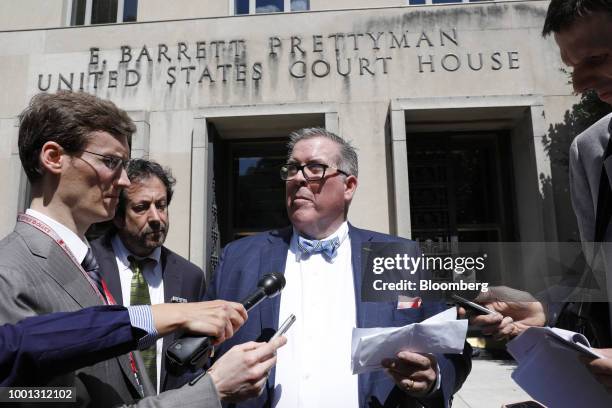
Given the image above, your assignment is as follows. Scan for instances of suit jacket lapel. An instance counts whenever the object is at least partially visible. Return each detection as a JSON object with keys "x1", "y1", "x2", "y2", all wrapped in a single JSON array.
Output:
[
  {"x1": 349, "y1": 223, "x2": 371, "y2": 327},
  {"x1": 16, "y1": 222, "x2": 104, "y2": 308},
  {"x1": 160, "y1": 248, "x2": 182, "y2": 389},
  {"x1": 94, "y1": 234, "x2": 123, "y2": 305},
  {"x1": 349, "y1": 224, "x2": 399, "y2": 407},
  {"x1": 162, "y1": 249, "x2": 182, "y2": 303},
  {"x1": 259, "y1": 228, "x2": 292, "y2": 334},
  {"x1": 259, "y1": 228, "x2": 291, "y2": 391}
]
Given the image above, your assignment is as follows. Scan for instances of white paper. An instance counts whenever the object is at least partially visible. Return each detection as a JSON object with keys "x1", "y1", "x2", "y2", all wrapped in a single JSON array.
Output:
[
  {"x1": 507, "y1": 326, "x2": 612, "y2": 408},
  {"x1": 351, "y1": 307, "x2": 468, "y2": 375}
]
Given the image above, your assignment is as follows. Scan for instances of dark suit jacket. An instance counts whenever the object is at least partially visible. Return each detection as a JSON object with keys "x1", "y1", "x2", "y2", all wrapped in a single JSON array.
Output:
[
  {"x1": 1, "y1": 305, "x2": 142, "y2": 386},
  {"x1": 91, "y1": 233, "x2": 208, "y2": 391},
  {"x1": 206, "y1": 224, "x2": 472, "y2": 408}
]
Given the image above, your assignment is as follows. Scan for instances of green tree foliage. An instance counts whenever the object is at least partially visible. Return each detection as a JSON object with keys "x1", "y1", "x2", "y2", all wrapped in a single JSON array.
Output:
[{"x1": 543, "y1": 91, "x2": 612, "y2": 168}]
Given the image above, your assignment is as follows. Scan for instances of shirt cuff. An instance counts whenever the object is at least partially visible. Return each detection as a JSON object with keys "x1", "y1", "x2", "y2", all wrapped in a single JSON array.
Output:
[
  {"x1": 427, "y1": 361, "x2": 442, "y2": 395},
  {"x1": 127, "y1": 305, "x2": 159, "y2": 349}
]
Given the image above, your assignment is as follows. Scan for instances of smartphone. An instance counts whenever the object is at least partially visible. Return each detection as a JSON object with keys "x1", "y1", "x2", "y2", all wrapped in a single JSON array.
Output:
[
  {"x1": 451, "y1": 294, "x2": 495, "y2": 316},
  {"x1": 270, "y1": 314, "x2": 296, "y2": 341}
]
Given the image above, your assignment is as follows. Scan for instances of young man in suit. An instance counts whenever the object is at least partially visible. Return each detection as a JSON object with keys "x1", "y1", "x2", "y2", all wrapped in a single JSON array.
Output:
[
  {"x1": 466, "y1": 0, "x2": 612, "y2": 392},
  {"x1": 544, "y1": 0, "x2": 612, "y2": 390},
  {"x1": 91, "y1": 158, "x2": 207, "y2": 393},
  {"x1": 206, "y1": 128, "x2": 472, "y2": 407},
  {"x1": 0, "y1": 91, "x2": 285, "y2": 407}
]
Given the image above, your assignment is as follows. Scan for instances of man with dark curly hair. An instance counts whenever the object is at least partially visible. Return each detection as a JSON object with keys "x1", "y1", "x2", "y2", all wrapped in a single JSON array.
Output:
[{"x1": 92, "y1": 158, "x2": 209, "y2": 393}]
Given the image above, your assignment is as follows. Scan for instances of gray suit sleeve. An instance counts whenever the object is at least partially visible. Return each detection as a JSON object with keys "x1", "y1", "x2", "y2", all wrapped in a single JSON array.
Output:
[
  {"x1": 569, "y1": 136, "x2": 595, "y2": 247},
  {"x1": 122, "y1": 374, "x2": 221, "y2": 408}
]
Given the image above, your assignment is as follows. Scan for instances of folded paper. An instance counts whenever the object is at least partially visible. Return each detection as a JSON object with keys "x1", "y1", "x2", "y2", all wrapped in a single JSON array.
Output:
[{"x1": 351, "y1": 307, "x2": 468, "y2": 375}]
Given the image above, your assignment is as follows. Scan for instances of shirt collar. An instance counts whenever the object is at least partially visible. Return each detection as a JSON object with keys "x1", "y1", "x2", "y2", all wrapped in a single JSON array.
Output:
[
  {"x1": 293, "y1": 221, "x2": 349, "y2": 241},
  {"x1": 26, "y1": 209, "x2": 89, "y2": 263},
  {"x1": 291, "y1": 221, "x2": 349, "y2": 262},
  {"x1": 111, "y1": 234, "x2": 161, "y2": 269}
]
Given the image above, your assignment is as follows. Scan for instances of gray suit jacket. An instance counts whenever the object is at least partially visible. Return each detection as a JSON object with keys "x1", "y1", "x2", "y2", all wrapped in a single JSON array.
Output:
[
  {"x1": 566, "y1": 113, "x2": 612, "y2": 344},
  {"x1": 569, "y1": 112, "x2": 612, "y2": 246},
  {"x1": 0, "y1": 221, "x2": 220, "y2": 408}
]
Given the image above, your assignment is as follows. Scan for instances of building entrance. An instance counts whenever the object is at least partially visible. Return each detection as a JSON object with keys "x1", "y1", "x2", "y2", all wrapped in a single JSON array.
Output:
[
  {"x1": 215, "y1": 138, "x2": 289, "y2": 246},
  {"x1": 208, "y1": 113, "x2": 326, "y2": 248},
  {"x1": 408, "y1": 131, "x2": 517, "y2": 243}
]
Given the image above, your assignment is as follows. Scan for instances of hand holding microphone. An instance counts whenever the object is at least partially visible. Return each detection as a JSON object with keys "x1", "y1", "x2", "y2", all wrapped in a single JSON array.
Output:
[
  {"x1": 166, "y1": 273, "x2": 286, "y2": 369},
  {"x1": 152, "y1": 300, "x2": 247, "y2": 343}
]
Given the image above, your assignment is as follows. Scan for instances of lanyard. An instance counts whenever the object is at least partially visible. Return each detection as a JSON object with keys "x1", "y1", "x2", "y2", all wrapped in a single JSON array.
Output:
[{"x1": 17, "y1": 213, "x2": 115, "y2": 305}]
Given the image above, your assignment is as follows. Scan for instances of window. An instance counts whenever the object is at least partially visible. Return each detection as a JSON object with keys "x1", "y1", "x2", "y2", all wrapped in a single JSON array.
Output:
[
  {"x1": 233, "y1": 0, "x2": 309, "y2": 15},
  {"x1": 215, "y1": 139, "x2": 289, "y2": 245},
  {"x1": 70, "y1": 0, "x2": 138, "y2": 26}
]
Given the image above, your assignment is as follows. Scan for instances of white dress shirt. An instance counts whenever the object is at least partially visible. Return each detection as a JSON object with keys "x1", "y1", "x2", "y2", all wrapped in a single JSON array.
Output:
[
  {"x1": 111, "y1": 235, "x2": 165, "y2": 393},
  {"x1": 26, "y1": 209, "x2": 89, "y2": 264},
  {"x1": 274, "y1": 222, "x2": 359, "y2": 408}
]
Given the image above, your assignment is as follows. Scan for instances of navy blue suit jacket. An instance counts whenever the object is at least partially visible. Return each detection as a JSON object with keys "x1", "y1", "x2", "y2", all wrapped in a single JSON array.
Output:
[
  {"x1": 91, "y1": 234, "x2": 207, "y2": 392},
  {"x1": 206, "y1": 224, "x2": 471, "y2": 408},
  {"x1": 0, "y1": 305, "x2": 142, "y2": 386}
]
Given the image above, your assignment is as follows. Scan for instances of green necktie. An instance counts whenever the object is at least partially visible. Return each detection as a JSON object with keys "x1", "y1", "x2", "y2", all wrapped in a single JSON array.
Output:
[{"x1": 129, "y1": 256, "x2": 157, "y2": 390}]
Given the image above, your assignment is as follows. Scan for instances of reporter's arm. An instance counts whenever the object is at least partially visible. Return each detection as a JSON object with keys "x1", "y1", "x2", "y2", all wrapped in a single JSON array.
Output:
[
  {"x1": 457, "y1": 286, "x2": 546, "y2": 339},
  {"x1": 119, "y1": 336, "x2": 287, "y2": 408},
  {"x1": 1, "y1": 300, "x2": 247, "y2": 387},
  {"x1": 208, "y1": 336, "x2": 287, "y2": 403},
  {"x1": 1, "y1": 305, "x2": 143, "y2": 386},
  {"x1": 581, "y1": 348, "x2": 612, "y2": 393}
]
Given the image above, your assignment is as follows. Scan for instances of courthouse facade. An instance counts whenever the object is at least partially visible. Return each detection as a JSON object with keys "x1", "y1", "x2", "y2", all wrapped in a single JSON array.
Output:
[{"x1": 0, "y1": 0, "x2": 578, "y2": 275}]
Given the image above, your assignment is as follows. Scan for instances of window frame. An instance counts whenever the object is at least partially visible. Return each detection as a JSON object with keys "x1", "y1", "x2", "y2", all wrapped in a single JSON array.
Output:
[
  {"x1": 66, "y1": 0, "x2": 134, "y2": 26},
  {"x1": 407, "y1": 0, "x2": 478, "y2": 4},
  {"x1": 229, "y1": 0, "x2": 308, "y2": 15}
]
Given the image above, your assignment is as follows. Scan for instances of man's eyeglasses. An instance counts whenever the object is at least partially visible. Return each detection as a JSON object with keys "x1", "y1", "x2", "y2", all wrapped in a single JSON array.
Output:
[
  {"x1": 81, "y1": 150, "x2": 129, "y2": 171},
  {"x1": 280, "y1": 163, "x2": 349, "y2": 181}
]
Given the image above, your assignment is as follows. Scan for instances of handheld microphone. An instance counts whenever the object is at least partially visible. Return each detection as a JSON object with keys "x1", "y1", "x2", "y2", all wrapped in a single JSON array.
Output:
[
  {"x1": 241, "y1": 273, "x2": 286, "y2": 311},
  {"x1": 166, "y1": 272, "x2": 286, "y2": 370}
]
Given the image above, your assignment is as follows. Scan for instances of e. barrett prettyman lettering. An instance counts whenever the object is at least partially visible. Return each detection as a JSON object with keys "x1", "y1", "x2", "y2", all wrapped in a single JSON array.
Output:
[{"x1": 35, "y1": 26, "x2": 521, "y2": 92}]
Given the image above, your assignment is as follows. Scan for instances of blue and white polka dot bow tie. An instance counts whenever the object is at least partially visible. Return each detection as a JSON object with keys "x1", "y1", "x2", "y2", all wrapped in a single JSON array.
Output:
[{"x1": 297, "y1": 236, "x2": 341, "y2": 261}]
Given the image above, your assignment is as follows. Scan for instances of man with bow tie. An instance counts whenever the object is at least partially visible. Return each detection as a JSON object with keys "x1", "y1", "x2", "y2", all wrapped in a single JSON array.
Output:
[{"x1": 206, "y1": 127, "x2": 472, "y2": 408}]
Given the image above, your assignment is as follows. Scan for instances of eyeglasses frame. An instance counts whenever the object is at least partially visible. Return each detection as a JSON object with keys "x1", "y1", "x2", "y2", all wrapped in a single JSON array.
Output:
[
  {"x1": 280, "y1": 162, "x2": 350, "y2": 181},
  {"x1": 81, "y1": 149, "x2": 129, "y2": 171}
]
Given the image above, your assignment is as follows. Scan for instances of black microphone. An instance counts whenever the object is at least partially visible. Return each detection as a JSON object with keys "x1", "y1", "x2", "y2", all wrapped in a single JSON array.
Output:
[
  {"x1": 166, "y1": 273, "x2": 286, "y2": 370},
  {"x1": 241, "y1": 273, "x2": 286, "y2": 311}
]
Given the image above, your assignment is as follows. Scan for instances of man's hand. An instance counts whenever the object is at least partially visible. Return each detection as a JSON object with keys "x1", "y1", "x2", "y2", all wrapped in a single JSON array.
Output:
[
  {"x1": 382, "y1": 351, "x2": 438, "y2": 396},
  {"x1": 208, "y1": 337, "x2": 287, "y2": 403},
  {"x1": 151, "y1": 300, "x2": 248, "y2": 344},
  {"x1": 581, "y1": 348, "x2": 612, "y2": 393},
  {"x1": 457, "y1": 286, "x2": 546, "y2": 339}
]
